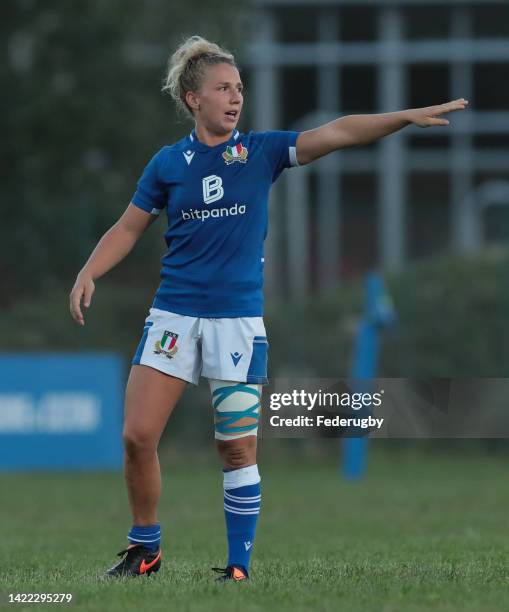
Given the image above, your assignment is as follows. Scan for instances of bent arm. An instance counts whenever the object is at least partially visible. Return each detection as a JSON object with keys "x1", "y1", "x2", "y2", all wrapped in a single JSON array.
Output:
[
  {"x1": 296, "y1": 98, "x2": 468, "y2": 165},
  {"x1": 79, "y1": 203, "x2": 157, "y2": 280},
  {"x1": 69, "y1": 203, "x2": 158, "y2": 325}
]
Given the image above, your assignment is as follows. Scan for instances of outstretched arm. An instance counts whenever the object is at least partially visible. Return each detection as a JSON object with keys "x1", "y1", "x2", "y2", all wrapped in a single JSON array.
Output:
[{"x1": 295, "y1": 98, "x2": 469, "y2": 165}]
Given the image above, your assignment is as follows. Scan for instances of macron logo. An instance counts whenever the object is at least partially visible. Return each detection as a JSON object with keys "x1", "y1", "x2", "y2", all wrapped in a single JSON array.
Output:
[
  {"x1": 244, "y1": 541, "x2": 253, "y2": 551},
  {"x1": 231, "y1": 352, "x2": 242, "y2": 367},
  {"x1": 183, "y1": 150, "x2": 195, "y2": 165}
]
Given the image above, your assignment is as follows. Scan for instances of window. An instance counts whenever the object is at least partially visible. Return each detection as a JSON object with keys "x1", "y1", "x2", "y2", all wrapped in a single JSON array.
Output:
[
  {"x1": 341, "y1": 66, "x2": 377, "y2": 113},
  {"x1": 275, "y1": 7, "x2": 317, "y2": 43},
  {"x1": 340, "y1": 6, "x2": 376, "y2": 42},
  {"x1": 472, "y1": 4, "x2": 509, "y2": 38},
  {"x1": 407, "y1": 173, "x2": 450, "y2": 259},
  {"x1": 405, "y1": 6, "x2": 450, "y2": 40},
  {"x1": 281, "y1": 67, "x2": 317, "y2": 129},
  {"x1": 473, "y1": 63, "x2": 509, "y2": 110}
]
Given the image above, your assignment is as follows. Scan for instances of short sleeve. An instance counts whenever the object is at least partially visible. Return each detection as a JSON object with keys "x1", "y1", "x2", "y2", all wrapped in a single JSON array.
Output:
[
  {"x1": 259, "y1": 131, "x2": 300, "y2": 183},
  {"x1": 131, "y1": 148, "x2": 168, "y2": 215}
]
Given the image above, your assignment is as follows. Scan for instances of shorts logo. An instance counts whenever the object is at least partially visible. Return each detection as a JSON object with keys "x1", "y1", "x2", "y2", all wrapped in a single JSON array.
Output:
[
  {"x1": 154, "y1": 330, "x2": 179, "y2": 359},
  {"x1": 230, "y1": 352, "x2": 242, "y2": 367},
  {"x1": 202, "y1": 175, "x2": 224, "y2": 204},
  {"x1": 223, "y1": 143, "x2": 248, "y2": 165}
]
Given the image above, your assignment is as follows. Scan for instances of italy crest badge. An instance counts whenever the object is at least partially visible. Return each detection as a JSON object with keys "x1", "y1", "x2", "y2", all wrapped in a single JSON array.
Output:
[
  {"x1": 154, "y1": 330, "x2": 179, "y2": 359},
  {"x1": 222, "y1": 142, "x2": 248, "y2": 165}
]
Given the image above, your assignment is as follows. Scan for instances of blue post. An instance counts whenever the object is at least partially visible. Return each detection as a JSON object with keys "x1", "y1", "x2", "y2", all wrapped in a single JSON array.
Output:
[{"x1": 342, "y1": 272, "x2": 395, "y2": 480}]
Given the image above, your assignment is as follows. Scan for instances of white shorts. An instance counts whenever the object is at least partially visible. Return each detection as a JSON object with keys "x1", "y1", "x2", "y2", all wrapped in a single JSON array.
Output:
[{"x1": 132, "y1": 308, "x2": 269, "y2": 386}]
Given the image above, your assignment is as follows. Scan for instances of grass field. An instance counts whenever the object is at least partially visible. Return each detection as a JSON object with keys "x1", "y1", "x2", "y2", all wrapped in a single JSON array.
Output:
[{"x1": 1, "y1": 445, "x2": 508, "y2": 611}]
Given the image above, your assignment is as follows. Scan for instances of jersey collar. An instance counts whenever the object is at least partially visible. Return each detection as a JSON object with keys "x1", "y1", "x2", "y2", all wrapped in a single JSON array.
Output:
[{"x1": 189, "y1": 129, "x2": 240, "y2": 152}]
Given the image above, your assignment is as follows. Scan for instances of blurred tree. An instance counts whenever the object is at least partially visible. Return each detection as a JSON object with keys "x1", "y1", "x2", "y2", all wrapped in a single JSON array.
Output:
[{"x1": 0, "y1": 0, "x2": 249, "y2": 304}]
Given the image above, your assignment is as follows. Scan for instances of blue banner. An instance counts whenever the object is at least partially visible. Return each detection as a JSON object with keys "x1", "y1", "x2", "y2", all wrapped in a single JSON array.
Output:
[{"x1": 0, "y1": 353, "x2": 123, "y2": 470}]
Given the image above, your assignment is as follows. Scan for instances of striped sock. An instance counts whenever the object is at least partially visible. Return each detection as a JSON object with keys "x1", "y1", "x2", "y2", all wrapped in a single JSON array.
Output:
[
  {"x1": 223, "y1": 464, "x2": 261, "y2": 572},
  {"x1": 127, "y1": 523, "x2": 161, "y2": 552}
]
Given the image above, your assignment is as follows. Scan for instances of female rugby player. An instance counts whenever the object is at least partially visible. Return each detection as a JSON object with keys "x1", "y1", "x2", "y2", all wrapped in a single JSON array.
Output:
[{"x1": 69, "y1": 35, "x2": 468, "y2": 581}]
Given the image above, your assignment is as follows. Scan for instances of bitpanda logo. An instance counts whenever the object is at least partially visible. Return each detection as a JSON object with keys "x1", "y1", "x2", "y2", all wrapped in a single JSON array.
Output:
[
  {"x1": 202, "y1": 175, "x2": 224, "y2": 204},
  {"x1": 180, "y1": 175, "x2": 247, "y2": 222}
]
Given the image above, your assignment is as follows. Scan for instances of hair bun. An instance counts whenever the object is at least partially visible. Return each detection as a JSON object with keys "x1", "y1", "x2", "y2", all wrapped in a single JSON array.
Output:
[{"x1": 162, "y1": 36, "x2": 236, "y2": 119}]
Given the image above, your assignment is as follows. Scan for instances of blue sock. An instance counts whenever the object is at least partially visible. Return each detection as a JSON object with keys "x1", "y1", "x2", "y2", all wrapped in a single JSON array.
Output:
[
  {"x1": 127, "y1": 523, "x2": 161, "y2": 552},
  {"x1": 223, "y1": 464, "x2": 261, "y2": 573}
]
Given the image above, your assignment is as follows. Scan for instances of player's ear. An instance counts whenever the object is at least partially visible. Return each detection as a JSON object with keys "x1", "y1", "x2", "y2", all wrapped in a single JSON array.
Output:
[{"x1": 185, "y1": 91, "x2": 200, "y2": 112}]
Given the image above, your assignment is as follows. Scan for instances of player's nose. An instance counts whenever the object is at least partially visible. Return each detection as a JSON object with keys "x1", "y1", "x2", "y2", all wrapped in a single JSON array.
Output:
[{"x1": 231, "y1": 91, "x2": 242, "y2": 104}]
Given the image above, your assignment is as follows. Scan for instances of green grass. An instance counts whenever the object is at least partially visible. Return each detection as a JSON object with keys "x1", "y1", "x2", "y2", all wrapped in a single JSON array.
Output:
[{"x1": 1, "y1": 447, "x2": 508, "y2": 611}]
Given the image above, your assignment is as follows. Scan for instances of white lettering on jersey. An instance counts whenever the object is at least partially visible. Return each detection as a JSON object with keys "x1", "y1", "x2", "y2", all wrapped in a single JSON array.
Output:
[
  {"x1": 202, "y1": 175, "x2": 224, "y2": 205},
  {"x1": 181, "y1": 203, "x2": 246, "y2": 222}
]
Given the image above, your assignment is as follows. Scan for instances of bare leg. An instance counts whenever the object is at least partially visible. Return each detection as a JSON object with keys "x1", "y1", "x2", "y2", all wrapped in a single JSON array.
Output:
[
  {"x1": 216, "y1": 435, "x2": 257, "y2": 469},
  {"x1": 123, "y1": 365, "x2": 187, "y2": 525}
]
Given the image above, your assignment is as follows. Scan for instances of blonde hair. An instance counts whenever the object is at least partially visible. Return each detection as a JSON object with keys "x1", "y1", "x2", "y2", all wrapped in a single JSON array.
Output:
[{"x1": 162, "y1": 35, "x2": 236, "y2": 118}]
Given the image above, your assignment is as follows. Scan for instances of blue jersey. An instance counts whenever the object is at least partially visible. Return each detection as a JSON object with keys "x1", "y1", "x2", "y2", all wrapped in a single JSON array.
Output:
[{"x1": 131, "y1": 129, "x2": 299, "y2": 317}]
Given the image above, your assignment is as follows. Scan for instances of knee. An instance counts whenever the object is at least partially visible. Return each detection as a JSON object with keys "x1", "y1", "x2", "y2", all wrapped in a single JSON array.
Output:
[
  {"x1": 217, "y1": 437, "x2": 256, "y2": 469},
  {"x1": 123, "y1": 427, "x2": 158, "y2": 456}
]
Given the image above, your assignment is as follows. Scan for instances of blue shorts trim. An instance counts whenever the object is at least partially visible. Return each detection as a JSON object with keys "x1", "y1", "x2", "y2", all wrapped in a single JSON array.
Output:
[
  {"x1": 132, "y1": 321, "x2": 154, "y2": 365},
  {"x1": 247, "y1": 336, "x2": 268, "y2": 384}
]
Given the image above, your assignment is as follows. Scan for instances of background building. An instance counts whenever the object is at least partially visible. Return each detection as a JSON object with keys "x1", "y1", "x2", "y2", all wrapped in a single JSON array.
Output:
[{"x1": 246, "y1": 0, "x2": 509, "y2": 296}]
